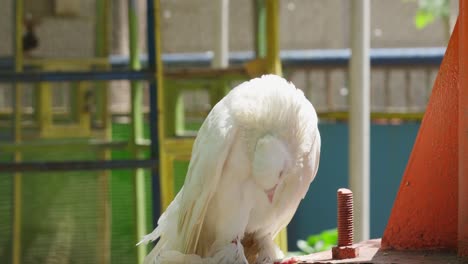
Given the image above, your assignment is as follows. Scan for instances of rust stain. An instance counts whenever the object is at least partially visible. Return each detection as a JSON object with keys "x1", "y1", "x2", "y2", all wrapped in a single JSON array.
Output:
[{"x1": 242, "y1": 232, "x2": 260, "y2": 264}]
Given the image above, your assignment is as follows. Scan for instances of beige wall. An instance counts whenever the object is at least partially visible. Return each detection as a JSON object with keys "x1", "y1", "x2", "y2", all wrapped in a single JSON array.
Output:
[
  {"x1": 0, "y1": 0, "x2": 96, "y2": 57},
  {"x1": 0, "y1": 0, "x2": 457, "y2": 57},
  {"x1": 0, "y1": 0, "x2": 13, "y2": 56},
  {"x1": 158, "y1": 0, "x2": 456, "y2": 53}
]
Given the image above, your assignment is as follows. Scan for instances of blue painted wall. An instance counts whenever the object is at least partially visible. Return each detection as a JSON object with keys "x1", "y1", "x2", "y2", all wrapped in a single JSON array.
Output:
[{"x1": 287, "y1": 122, "x2": 420, "y2": 250}]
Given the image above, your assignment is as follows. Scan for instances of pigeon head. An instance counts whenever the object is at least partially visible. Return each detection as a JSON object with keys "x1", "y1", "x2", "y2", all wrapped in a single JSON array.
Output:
[{"x1": 252, "y1": 134, "x2": 291, "y2": 204}]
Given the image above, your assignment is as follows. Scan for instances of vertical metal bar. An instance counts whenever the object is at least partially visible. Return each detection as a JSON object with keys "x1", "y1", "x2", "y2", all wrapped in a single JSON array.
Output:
[
  {"x1": 424, "y1": 68, "x2": 432, "y2": 103},
  {"x1": 95, "y1": 0, "x2": 110, "y2": 126},
  {"x1": 95, "y1": 0, "x2": 110, "y2": 263},
  {"x1": 97, "y1": 166, "x2": 110, "y2": 264},
  {"x1": 128, "y1": 0, "x2": 148, "y2": 262},
  {"x1": 174, "y1": 89, "x2": 185, "y2": 135},
  {"x1": 69, "y1": 82, "x2": 79, "y2": 122},
  {"x1": 325, "y1": 70, "x2": 334, "y2": 111},
  {"x1": 265, "y1": 0, "x2": 281, "y2": 75},
  {"x1": 211, "y1": 0, "x2": 230, "y2": 121},
  {"x1": 404, "y1": 71, "x2": 412, "y2": 110},
  {"x1": 12, "y1": 0, "x2": 23, "y2": 264},
  {"x1": 349, "y1": 0, "x2": 370, "y2": 243},
  {"x1": 305, "y1": 70, "x2": 312, "y2": 99},
  {"x1": 129, "y1": 0, "x2": 144, "y2": 138},
  {"x1": 384, "y1": 69, "x2": 391, "y2": 109},
  {"x1": 212, "y1": 0, "x2": 229, "y2": 69},
  {"x1": 458, "y1": 0, "x2": 468, "y2": 257},
  {"x1": 38, "y1": 83, "x2": 53, "y2": 136},
  {"x1": 33, "y1": 83, "x2": 40, "y2": 126},
  {"x1": 161, "y1": 79, "x2": 176, "y2": 137},
  {"x1": 147, "y1": 0, "x2": 162, "y2": 231},
  {"x1": 265, "y1": 0, "x2": 287, "y2": 252},
  {"x1": 254, "y1": 0, "x2": 267, "y2": 58}
]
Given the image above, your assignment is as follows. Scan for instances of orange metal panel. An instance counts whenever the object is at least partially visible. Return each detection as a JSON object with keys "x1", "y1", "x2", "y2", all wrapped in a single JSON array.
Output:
[
  {"x1": 381, "y1": 21, "x2": 459, "y2": 250},
  {"x1": 459, "y1": 0, "x2": 468, "y2": 257}
]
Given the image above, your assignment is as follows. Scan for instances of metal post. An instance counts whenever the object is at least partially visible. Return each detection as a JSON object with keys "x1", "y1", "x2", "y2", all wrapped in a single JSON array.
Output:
[
  {"x1": 265, "y1": 0, "x2": 281, "y2": 76},
  {"x1": 146, "y1": 0, "x2": 162, "y2": 230},
  {"x1": 254, "y1": 0, "x2": 267, "y2": 59},
  {"x1": 212, "y1": 0, "x2": 229, "y2": 69},
  {"x1": 264, "y1": 0, "x2": 287, "y2": 252},
  {"x1": 349, "y1": 0, "x2": 370, "y2": 243},
  {"x1": 95, "y1": 0, "x2": 111, "y2": 263},
  {"x1": 211, "y1": 0, "x2": 230, "y2": 110},
  {"x1": 459, "y1": 0, "x2": 468, "y2": 257},
  {"x1": 128, "y1": 0, "x2": 148, "y2": 263},
  {"x1": 12, "y1": 0, "x2": 23, "y2": 263},
  {"x1": 96, "y1": 0, "x2": 111, "y2": 128}
]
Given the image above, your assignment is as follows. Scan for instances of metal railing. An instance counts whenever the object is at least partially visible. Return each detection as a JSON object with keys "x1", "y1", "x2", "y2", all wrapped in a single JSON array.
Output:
[{"x1": 0, "y1": 47, "x2": 444, "y2": 120}]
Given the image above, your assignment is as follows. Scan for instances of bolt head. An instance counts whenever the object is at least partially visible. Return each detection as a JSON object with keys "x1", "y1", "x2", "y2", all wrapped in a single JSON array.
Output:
[{"x1": 332, "y1": 245, "x2": 359, "y2": 259}]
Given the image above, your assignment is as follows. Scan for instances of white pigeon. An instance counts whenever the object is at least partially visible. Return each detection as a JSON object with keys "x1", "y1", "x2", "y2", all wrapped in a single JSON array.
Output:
[{"x1": 138, "y1": 74, "x2": 321, "y2": 264}]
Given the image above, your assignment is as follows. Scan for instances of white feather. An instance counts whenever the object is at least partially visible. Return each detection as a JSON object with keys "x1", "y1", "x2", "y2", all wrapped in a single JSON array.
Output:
[{"x1": 139, "y1": 74, "x2": 321, "y2": 264}]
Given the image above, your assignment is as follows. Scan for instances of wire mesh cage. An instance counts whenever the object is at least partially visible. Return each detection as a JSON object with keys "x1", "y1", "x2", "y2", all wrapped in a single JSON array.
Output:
[{"x1": 1, "y1": 0, "x2": 159, "y2": 263}]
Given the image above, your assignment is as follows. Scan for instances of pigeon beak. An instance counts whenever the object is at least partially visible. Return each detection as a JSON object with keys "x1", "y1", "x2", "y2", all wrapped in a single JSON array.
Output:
[{"x1": 265, "y1": 184, "x2": 278, "y2": 203}]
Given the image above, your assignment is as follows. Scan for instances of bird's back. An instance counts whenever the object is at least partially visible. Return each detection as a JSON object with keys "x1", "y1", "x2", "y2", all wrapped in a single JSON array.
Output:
[{"x1": 140, "y1": 75, "x2": 320, "y2": 264}]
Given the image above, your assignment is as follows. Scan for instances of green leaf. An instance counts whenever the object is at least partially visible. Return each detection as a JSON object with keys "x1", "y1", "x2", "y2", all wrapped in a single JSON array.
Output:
[
  {"x1": 409, "y1": 0, "x2": 449, "y2": 29},
  {"x1": 306, "y1": 234, "x2": 320, "y2": 246},
  {"x1": 415, "y1": 9, "x2": 435, "y2": 29},
  {"x1": 297, "y1": 228, "x2": 339, "y2": 254},
  {"x1": 320, "y1": 229, "x2": 338, "y2": 245}
]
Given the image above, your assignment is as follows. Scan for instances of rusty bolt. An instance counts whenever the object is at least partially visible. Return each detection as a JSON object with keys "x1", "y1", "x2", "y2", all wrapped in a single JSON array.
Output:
[
  {"x1": 337, "y1": 188, "x2": 354, "y2": 246},
  {"x1": 332, "y1": 188, "x2": 359, "y2": 259}
]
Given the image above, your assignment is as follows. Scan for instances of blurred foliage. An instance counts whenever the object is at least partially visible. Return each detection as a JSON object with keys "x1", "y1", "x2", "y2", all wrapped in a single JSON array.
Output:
[
  {"x1": 405, "y1": 0, "x2": 450, "y2": 29},
  {"x1": 292, "y1": 228, "x2": 338, "y2": 256}
]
